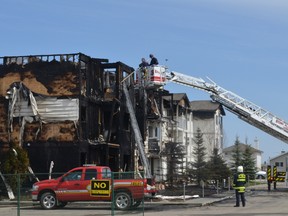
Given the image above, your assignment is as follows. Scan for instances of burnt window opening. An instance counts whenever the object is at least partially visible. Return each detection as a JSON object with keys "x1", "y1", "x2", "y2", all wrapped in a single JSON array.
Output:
[
  {"x1": 123, "y1": 113, "x2": 130, "y2": 130},
  {"x1": 80, "y1": 152, "x2": 87, "y2": 165},
  {"x1": 81, "y1": 106, "x2": 87, "y2": 122},
  {"x1": 81, "y1": 106, "x2": 87, "y2": 139},
  {"x1": 123, "y1": 154, "x2": 131, "y2": 171},
  {"x1": 103, "y1": 71, "x2": 117, "y2": 100},
  {"x1": 103, "y1": 111, "x2": 110, "y2": 129},
  {"x1": 104, "y1": 71, "x2": 116, "y2": 90}
]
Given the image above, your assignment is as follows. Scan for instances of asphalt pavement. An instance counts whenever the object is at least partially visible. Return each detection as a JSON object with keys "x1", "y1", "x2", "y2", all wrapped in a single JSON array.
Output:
[
  {"x1": 0, "y1": 189, "x2": 234, "y2": 208},
  {"x1": 0, "y1": 182, "x2": 286, "y2": 208}
]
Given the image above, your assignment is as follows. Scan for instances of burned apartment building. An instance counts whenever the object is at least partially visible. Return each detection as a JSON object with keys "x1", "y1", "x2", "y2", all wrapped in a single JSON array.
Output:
[
  {"x1": 147, "y1": 92, "x2": 192, "y2": 181},
  {"x1": 135, "y1": 66, "x2": 193, "y2": 181},
  {"x1": 135, "y1": 66, "x2": 226, "y2": 182},
  {"x1": 0, "y1": 53, "x2": 137, "y2": 173}
]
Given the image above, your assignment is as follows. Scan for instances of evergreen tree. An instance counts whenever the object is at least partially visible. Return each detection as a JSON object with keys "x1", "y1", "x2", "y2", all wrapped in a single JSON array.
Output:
[
  {"x1": 0, "y1": 142, "x2": 30, "y2": 192},
  {"x1": 206, "y1": 148, "x2": 231, "y2": 183},
  {"x1": 161, "y1": 141, "x2": 185, "y2": 187},
  {"x1": 189, "y1": 128, "x2": 207, "y2": 185},
  {"x1": 241, "y1": 145, "x2": 256, "y2": 180},
  {"x1": 231, "y1": 136, "x2": 242, "y2": 171}
]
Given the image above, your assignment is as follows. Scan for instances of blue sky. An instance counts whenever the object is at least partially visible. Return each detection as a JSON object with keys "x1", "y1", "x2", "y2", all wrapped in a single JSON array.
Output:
[{"x1": 1, "y1": 0, "x2": 288, "y2": 163}]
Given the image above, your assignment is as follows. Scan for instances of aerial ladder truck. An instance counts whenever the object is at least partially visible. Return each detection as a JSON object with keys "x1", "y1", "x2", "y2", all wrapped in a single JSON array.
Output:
[
  {"x1": 134, "y1": 65, "x2": 288, "y2": 184},
  {"x1": 135, "y1": 65, "x2": 288, "y2": 144}
]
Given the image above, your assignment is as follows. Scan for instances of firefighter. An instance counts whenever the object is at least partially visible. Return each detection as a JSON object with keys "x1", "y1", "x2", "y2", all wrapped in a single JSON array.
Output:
[
  {"x1": 149, "y1": 54, "x2": 159, "y2": 66},
  {"x1": 139, "y1": 58, "x2": 149, "y2": 68},
  {"x1": 233, "y1": 165, "x2": 246, "y2": 207}
]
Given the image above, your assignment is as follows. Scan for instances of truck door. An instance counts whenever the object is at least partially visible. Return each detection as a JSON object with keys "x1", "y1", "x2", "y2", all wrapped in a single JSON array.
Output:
[
  {"x1": 80, "y1": 168, "x2": 98, "y2": 200},
  {"x1": 56, "y1": 169, "x2": 85, "y2": 201}
]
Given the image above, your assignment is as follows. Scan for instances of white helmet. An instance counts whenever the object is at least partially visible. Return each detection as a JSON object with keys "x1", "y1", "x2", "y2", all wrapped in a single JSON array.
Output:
[{"x1": 237, "y1": 166, "x2": 243, "y2": 173}]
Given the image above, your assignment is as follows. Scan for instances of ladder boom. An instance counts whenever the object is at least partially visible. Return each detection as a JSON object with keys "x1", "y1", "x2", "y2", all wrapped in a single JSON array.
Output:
[
  {"x1": 166, "y1": 70, "x2": 288, "y2": 144},
  {"x1": 169, "y1": 71, "x2": 216, "y2": 94}
]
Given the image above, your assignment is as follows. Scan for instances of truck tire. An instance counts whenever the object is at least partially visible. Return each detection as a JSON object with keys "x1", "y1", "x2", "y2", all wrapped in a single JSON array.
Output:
[
  {"x1": 114, "y1": 192, "x2": 131, "y2": 210},
  {"x1": 40, "y1": 192, "x2": 57, "y2": 209}
]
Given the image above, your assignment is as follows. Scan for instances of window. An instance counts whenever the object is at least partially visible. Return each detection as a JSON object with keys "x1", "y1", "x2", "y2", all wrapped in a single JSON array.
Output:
[
  {"x1": 155, "y1": 127, "x2": 158, "y2": 138},
  {"x1": 148, "y1": 126, "x2": 160, "y2": 139},
  {"x1": 149, "y1": 126, "x2": 153, "y2": 138},
  {"x1": 85, "y1": 169, "x2": 97, "y2": 180},
  {"x1": 275, "y1": 162, "x2": 284, "y2": 167},
  {"x1": 178, "y1": 116, "x2": 187, "y2": 130},
  {"x1": 102, "y1": 168, "x2": 112, "y2": 178},
  {"x1": 64, "y1": 170, "x2": 83, "y2": 181}
]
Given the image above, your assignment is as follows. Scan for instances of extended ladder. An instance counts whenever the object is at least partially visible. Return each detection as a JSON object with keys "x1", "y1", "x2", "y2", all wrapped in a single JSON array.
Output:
[
  {"x1": 166, "y1": 71, "x2": 288, "y2": 144},
  {"x1": 123, "y1": 84, "x2": 152, "y2": 178}
]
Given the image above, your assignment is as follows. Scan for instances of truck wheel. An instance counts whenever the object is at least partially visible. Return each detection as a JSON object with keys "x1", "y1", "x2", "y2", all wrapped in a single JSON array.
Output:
[
  {"x1": 114, "y1": 192, "x2": 131, "y2": 210},
  {"x1": 40, "y1": 192, "x2": 57, "y2": 209}
]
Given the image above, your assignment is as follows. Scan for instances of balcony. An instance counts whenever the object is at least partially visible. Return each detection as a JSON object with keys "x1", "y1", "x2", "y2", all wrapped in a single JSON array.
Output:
[{"x1": 148, "y1": 138, "x2": 160, "y2": 155}]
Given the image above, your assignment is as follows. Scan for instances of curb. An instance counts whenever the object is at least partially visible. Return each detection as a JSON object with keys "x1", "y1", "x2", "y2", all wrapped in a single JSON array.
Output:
[
  {"x1": 0, "y1": 195, "x2": 233, "y2": 208},
  {"x1": 146, "y1": 195, "x2": 233, "y2": 207},
  {"x1": 201, "y1": 196, "x2": 233, "y2": 206}
]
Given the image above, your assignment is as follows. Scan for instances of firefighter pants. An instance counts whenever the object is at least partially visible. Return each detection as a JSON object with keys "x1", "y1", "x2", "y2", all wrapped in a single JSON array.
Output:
[{"x1": 235, "y1": 190, "x2": 245, "y2": 207}]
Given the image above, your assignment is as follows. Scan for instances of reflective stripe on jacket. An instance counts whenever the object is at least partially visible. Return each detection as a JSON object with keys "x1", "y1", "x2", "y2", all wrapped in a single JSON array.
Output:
[{"x1": 233, "y1": 173, "x2": 246, "y2": 193}]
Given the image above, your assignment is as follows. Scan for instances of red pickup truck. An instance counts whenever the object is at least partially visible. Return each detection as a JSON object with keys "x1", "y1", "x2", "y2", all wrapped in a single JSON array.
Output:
[{"x1": 31, "y1": 165, "x2": 155, "y2": 210}]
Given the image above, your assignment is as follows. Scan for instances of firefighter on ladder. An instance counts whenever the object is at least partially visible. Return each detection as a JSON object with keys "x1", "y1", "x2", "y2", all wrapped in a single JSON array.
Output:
[{"x1": 233, "y1": 166, "x2": 246, "y2": 207}]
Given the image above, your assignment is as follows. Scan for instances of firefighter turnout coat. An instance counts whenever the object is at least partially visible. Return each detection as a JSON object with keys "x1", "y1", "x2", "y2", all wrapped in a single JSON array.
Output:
[{"x1": 233, "y1": 172, "x2": 246, "y2": 193}]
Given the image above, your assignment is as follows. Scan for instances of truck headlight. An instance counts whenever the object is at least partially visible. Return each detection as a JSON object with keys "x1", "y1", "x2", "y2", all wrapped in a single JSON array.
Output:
[{"x1": 32, "y1": 185, "x2": 39, "y2": 191}]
